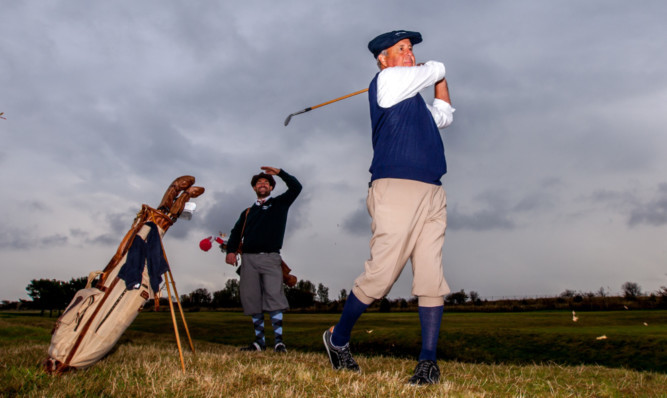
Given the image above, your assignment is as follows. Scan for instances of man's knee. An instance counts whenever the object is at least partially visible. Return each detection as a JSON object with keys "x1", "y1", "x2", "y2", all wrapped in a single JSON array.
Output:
[
  {"x1": 351, "y1": 286, "x2": 377, "y2": 305},
  {"x1": 417, "y1": 296, "x2": 444, "y2": 307}
]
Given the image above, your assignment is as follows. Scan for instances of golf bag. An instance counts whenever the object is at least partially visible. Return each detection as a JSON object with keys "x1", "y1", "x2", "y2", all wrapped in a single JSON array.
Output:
[{"x1": 44, "y1": 176, "x2": 204, "y2": 373}]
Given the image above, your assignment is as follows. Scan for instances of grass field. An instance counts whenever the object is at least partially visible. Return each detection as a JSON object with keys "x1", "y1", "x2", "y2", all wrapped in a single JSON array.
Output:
[
  {"x1": 1, "y1": 310, "x2": 666, "y2": 397},
  {"x1": 130, "y1": 310, "x2": 667, "y2": 372}
]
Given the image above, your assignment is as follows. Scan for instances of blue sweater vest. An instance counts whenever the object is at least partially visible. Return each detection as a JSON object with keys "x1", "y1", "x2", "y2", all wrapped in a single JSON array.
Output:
[{"x1": 368, "y1": 73, "x2": 446, "y2": 185}]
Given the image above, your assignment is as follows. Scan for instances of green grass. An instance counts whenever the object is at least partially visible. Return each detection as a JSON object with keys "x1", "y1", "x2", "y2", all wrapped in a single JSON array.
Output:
[
  {"x1": 128, "y1": 310, "x2": 667, "y2": 372},
  {"x1": 1, "y1": 310, "x2": 666, "y2": 397}
]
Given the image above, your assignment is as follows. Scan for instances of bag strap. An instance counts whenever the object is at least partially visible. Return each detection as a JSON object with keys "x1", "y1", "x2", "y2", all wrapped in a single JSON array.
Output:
[
  {"x1": 237, "y1": 207, "x2": 251, "y2": 255},
  {"x1": 86, "y1": 271, "x2": 104, "y2": 289}
]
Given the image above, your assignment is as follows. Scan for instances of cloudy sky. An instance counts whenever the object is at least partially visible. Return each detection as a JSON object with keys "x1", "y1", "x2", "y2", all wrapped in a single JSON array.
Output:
[{"x1": 2, "y1": 1, "x2": 666, "y2": 303}]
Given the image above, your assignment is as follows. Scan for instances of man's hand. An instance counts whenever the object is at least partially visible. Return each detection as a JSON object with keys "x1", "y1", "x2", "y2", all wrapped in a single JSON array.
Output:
[
  {"x1": 225, "y1": 252, "x2": 238, "y2": 265},
  {"x1": 260, "y1": 166, "x2": 281, "y2": 175}
]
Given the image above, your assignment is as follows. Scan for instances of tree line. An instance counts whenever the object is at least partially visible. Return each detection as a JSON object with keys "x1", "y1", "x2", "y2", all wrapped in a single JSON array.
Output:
[
  {"x1": 4, "y1": 277, "x2": 667, "y2": 316},
  {"x1": 16, "y1": 277, "x2": 89, "y2": 316},
  {"x1": 177, "y1": 279, "x2": 337, "y2": 311}
]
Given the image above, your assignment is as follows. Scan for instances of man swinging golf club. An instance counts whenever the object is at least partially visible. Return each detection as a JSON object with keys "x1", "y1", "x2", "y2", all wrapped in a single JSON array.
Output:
[{"x1": 323, "y1": 30, "x2": 455, "y2": 385}]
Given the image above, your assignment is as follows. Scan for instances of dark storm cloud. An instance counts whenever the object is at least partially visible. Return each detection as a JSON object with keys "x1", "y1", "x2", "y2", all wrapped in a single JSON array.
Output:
[
  {"x1": 589, "y1": 189, "x2": 638, "y2": 207},
  {"x1": 0, "y1": 226, "x2": 68, "y2": 250},
  {"x1": 41, "y1": 234, "x2": 68, "y2": 247},
  {"x1": 80, "y1": 209, "x2": 143, "y2": 246},
  {"x1": 3, "y1": 1, "x2": 667, "y2": 301},
  {"x1": 88, "y1": 233, "x2": 122, "y2": 246},
  {"x1": 0, "y1": 227, "x2": 34, "y2": 250},
  {"x1": 70, "y1": 229, "x2": 89, "y2": 238},
  {"x1": 106, "y1": 210, "x2": 137, "y2": 236},
  {"x1": 174, "y1": 187, "x2": 254, "y2": 241},
  {"x1": 512, "y1": 192, "x2": 554, "y2": 213},
  {"x1": 22, "y1": 201, "x2": 50, "y2": 212},
  {"x1": 448, "y1": 205, "x2": 516, "y2": 231},
  {"x1": 628, "y1": 183, "x2": 667, "y2": 227},
  {"x1": 448, "y1": 177, "x2": 563, "y2": 231},
  {"x1": 587, "y1": 183, "x2": 667, "y2": 227},
  {"x1": 342, "y1": 199, "x2": 371, "y2": 236}
]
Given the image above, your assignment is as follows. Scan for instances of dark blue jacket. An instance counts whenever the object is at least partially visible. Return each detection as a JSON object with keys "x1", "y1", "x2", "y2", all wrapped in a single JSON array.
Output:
[{"x1": 226, "y1": 170, "x2": 301, "y2": 254}]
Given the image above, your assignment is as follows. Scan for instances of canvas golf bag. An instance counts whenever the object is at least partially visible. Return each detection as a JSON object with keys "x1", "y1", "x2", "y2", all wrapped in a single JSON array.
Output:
[{"x1": 44, "y1": 176, "x2": 204, "y2": 373}]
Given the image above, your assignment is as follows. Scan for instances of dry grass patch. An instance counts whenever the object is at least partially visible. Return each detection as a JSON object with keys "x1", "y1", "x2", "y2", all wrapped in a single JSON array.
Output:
[
  {"x1": 3, "y1": 336, "x2": 666, "y2": 397},
  {"x1": 2, "y1": 313, "x2": 665, "y2": 397}
]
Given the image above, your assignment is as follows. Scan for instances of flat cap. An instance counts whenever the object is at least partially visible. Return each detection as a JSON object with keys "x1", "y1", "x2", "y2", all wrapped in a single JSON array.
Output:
[
  {"x1": 251, "y1": 172, "x2": 276, "y2": 188},
  {"x1": 368, "y1": 30, "x2": 422, "y2": 58}
]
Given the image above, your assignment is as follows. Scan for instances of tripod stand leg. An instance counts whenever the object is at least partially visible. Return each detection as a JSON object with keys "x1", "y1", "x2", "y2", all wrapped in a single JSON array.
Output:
[
  {"x1": 166, "y1": 269, "x2": 196, "y2": 354},
  {"x1": 164, "y1": 272, "x2": 186, "y2": 372}
]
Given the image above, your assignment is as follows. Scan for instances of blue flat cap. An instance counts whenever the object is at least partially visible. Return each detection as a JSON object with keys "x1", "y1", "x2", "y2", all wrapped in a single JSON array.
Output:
[{"x1": 368, "y1": 30, "x2": 422, "y2": 58}]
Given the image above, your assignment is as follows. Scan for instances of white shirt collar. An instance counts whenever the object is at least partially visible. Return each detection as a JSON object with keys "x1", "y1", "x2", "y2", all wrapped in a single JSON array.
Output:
[{"x1": 256, "y1": 195, "x2": 272, "y2": 206}]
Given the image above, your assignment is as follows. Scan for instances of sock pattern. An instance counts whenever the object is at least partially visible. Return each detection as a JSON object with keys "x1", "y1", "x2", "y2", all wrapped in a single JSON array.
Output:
[
  {"x1": 418, "y1": 305, "x2": 444, "y2": 361},
  {"x1": 331, "y1": 291, "x2": 369, "y2": 347},
  {"x1": 251, "y1": 314, "x2": 265, "y2": 346},
  {"x1": 269, "y1": 310, "x2": 284, "y2": 344}
]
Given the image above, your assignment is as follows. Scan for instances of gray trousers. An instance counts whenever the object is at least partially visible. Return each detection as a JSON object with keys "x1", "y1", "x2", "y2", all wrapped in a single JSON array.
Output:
[{"x1": 239, "y1": 253, "x2": 289, "y2": 315}]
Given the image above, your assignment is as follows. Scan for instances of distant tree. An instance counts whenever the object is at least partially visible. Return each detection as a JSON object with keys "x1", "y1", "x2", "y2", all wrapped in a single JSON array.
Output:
[
  {"x1": 658, "y1": 286, "x2": 667, "y2": 306},
  {"x1": 316, "y1": 283, "x2": 330, "y2": 304},
  {"x1": 378, "y1": 297, "x2": 391, "y2": 312},
  {"x1": 338, "y1": 289, "x2": 348, "y2": 302},
  {"x1": 188, "y1": 288, "x2": 212, "y2": 307},
  {"x1": 211, "y1": 290, "x2": 225, "y2": 308},
  {"x1": 1, "y1": 300, "x2": 19, "y2": 310},
  {"x1": 595, "y1": 287, "x2": 608, "y2": 297},
  {"x1": 26, "y1": 279, "x2": 65, "y2": 317},
  {"x1": 396, "y1": 298, "x2": 408, "y2": 310},
  {"x1": 225, "y1": 278, "x2": 240, "y2": 300},
  {"x1": 445, "y1": 289, "x2": 468, "y2": 305},
  {"x1": 299, "y1": 280, "x2": 316, "y2": 295},
  {"x1": 62, "y1": 277, "x2": 88, "y2": 305},
  {"x1": 560, "y1": 289, "x2": 576, "y2": 298},
  {"x1": 469, "y1": 291, "x2": 480, "y2": 304},
  {"x1": 180, "y1": 294, "x2": 192, "y2": 307},
  {"x1": 18, "y1": 299, "x2": 30, "y2": 310},
  {"x1": 212, "y1": 279, "x2": 240, "y2": 308},
  {"x1": 285, "y1": 279, "x2": 315, "y2": 309},
  {"x1": 622, "y1": 282, "x2": 642, "y2": 300}
]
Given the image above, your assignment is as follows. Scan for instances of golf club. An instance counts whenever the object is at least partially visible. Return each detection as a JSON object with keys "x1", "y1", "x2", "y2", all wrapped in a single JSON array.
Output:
[{"x1": 284, "y1": 88, "x2": 368, "y2": 126}]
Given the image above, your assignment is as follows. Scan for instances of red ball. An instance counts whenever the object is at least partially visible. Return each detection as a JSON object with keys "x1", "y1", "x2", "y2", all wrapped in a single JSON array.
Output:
[{"x1": 199, "y1": 238, "x2": 212, "y2": 251}]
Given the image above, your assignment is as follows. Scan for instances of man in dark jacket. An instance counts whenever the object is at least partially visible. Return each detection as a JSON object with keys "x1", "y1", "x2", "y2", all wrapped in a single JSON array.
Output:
[{"x1": 225, "y1": 167, "x2": 302, "y2": 352}]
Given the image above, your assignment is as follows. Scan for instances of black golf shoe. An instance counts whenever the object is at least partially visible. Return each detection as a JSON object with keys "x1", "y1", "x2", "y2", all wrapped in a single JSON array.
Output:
[
  {"x1": 274, "y1": 342, "x2": 287, "y2": 353},
  {"x1": 322, "y1": 326, "x2": 360, "y2": 372},
  {"x1": 408, "y1": 359, "x2": 440, "y2": 385},
  {"x1": 239, "y1": 341, "x2": 266, "y2": 352}
]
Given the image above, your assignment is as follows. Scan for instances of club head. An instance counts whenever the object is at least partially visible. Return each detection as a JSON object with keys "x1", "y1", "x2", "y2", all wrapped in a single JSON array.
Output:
[{"x1": 284, "y1": 114, "x2": 293, "y2": 126}]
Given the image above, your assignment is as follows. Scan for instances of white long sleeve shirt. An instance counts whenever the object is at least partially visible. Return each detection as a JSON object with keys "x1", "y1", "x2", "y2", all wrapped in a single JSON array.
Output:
[{"x1": 375, "y1": 60, "x2": 455, "y2": 129}]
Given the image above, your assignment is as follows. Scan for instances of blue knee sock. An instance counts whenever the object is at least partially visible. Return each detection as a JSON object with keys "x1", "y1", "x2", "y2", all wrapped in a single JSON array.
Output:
[
  {"x1": 269, "y1": 310, "x2": 283, "y2": 344},
  {"x1": 331, "y1": 291, "x2": 369, "y2": 347},
  {"x1": 251, "y1": 314, "x2": 265, "y2": 346},
  {"x1": 418, "y1": 305, "x2": 444, "y2": 361}
]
